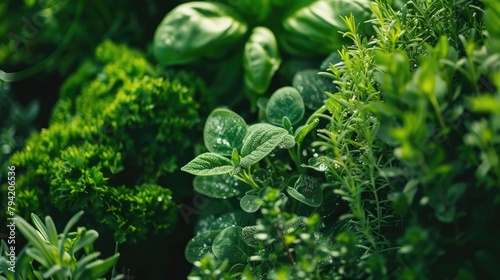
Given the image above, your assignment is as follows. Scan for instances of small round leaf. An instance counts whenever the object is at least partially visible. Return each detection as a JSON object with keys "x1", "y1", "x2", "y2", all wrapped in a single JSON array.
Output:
[
  {"x1": 266, "y1": 86, "x2": 305, "y2": 126},
  {"x1": 204, "y1": 108, "x2": 248, "y2": 156},
  {"x1": 240, "y1": 195, "x2": 261, "y2": 213}
]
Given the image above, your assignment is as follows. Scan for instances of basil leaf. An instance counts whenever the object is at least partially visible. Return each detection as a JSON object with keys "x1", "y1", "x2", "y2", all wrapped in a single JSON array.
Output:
[
  {"x1": 153, "y1": 2, "x2": 247, "y2": 65},
  {"x1": 243, "y1": 27, "x2": 281, "y2": 94}
]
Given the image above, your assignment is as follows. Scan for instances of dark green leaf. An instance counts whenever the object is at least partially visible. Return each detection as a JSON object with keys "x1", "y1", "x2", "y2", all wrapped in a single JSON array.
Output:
[
  {"x1": 185, "y1": 230, "x2": 221, "y2": 264},
  {"x1": 266, "y1": 87, "x2": 305, "y2": 125},
  {"x1": 286, "y1": 174, "x2": 323, "y2": 207},
  {"x1": 240, "y1": 195, "x2": 262, "y2": 213},
  {"x1": 212, "y1": 227, "x2": 252, "y2": 265},
  {"x1": 204, "y1": 109, "x2": 248, "y2": 156},
  {"x1": 194, "y1": 175, "x2": 241, "y2": 199}
]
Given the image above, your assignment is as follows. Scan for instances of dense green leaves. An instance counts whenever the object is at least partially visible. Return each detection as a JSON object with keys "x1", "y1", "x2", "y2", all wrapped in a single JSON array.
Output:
[
  {"x1": 243, "y1": 27, "x2": 281, "y2": 94},
  {"x1": 153, "y1": 1, "x2": 247, "y2": 65},
  {"x1": 204, "y1": 108, "x2": 248, "y2": 156},
  {"x1": 266, "y1": 86, "x2": 305, "y2": 126},
  {"x1": 181, "y1": 153, "x2": 234, "y2": 176}
]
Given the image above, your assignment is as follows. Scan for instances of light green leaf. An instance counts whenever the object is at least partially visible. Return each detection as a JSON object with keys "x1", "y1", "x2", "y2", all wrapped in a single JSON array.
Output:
[
  {"x1": 71, "y1": 230, "x2": 99, "y2": 255},
  {"x1": 185, "y1": 230, "x2": 221, "y2": 264},
  {"x1": 204, "y1": 109, "x2": 248, "y2": 156},
  {"x1": 266, "y1": 87, "x2": 305, "y2": 126},
  {"x1": 240, "y1": 195, "x2": 261, "y2": 213},
  {"x1": 83, "y1": 253, "x2": 120, "y2": 279},
  {"x1": 181, "y1": 153, "x2": 233, "y2": 176},
  {"x1": 243, "y1": 27, "x2": 281, "y2": 94},
  {"x1": 153, "y1": 2, "x2": 247, "y2": 65},
  {"x1": 194, "y1": 175, "x2": 241, "y2": 199},
  {"x1": 286, "y1": 174, "x2": 323, "y2": 207},
  {"x1": 240, "y1": 123, "x2": 290, "y2": 168},
  {"x1": 294, "y1": 118, "x2": 319, "y2": 145},
  {"x1": 212, "y1": 227, "x2": 252, "y2": 265}
]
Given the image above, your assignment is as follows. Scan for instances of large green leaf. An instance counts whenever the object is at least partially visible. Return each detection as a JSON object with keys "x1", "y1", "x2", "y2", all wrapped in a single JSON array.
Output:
[
  {"x1": 243, "y1": 27, "x2": 281, "y2": 94},
  {"x1": 292, "y1": 69, "x2": 333, "y2": 110},
  {"x1": 181, "y1": 152, "x2": 233, "y2": 176},
  {"x1": 204, "y1": 108, "x2": 248, "y2": 156},
  {"x1": 212, "y1": 227, "x2": 252, "y2": 265},
  {"x1": 195, "y1": 211, "x2": 256, "y2": 233},
  {"x1": 239, "y1": 123, "x2": 291, "y2": 168},
  {"x1": 185, "y1": 230, "x2": 221, "y2": 264},
  {"x1": 194, "y1": 175, "x2": 241, "y2": 199},
  {"x1": 153, "y1": 2, "x2": 247, "y2": 65},
  {"x1": 286, "y1": 174, "x2": 323, "y2": 207},
  {"x1": 266, "y1": 87, "x2": 305, "y2": 126}
]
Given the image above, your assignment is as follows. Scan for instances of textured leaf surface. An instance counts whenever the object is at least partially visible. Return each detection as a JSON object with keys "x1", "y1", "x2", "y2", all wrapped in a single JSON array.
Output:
[
  {"x1": 286, "y1": 174, "x2": 323, "y2": 207},
  {"x1": 185, "y1": 230, "x2": 221, "y2": 264},
  {"x1": 240, "y1": 195, "x2": 261, "y2": 213},
  {"x1": 266, "y1": 86, "x2": 305, "y2": 125},
  {"x1": 204, "y1": 109, "x2": 248, "y2": 156},
  {"x1": 240, "y1": 123, "x2": 290, "y2": 168},
  {"x1": 212, "y1": 227, "x2": 252, "y2": 265},
  {"x1": 194, "y1": 175, "x2": 241, "y2": 198},
  {"x1": 181, "y1": 153, "x2": 233, "y2": 176}
]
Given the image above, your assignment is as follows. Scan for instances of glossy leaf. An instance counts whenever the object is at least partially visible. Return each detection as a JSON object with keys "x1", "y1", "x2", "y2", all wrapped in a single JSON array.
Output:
[
  {"x1": 181, "y1": 152, "x2": 233, "y2": 176},
  {"x1": 212, "y1": 227, "x2": 252, "y2": 265},
  {"x1": 240, "y1": 195, "x2": 262, "y2": 213},
  {"x1": 185, "y1": 230, "x2": 221, "y2": 264},
  {"x1": 286, "y1": 174, "x2": 323, "y2": 207},
  {"x1": 194, "y1": 175, "x2": 241, "y2": 199},
  {"x1": 240, "y1": 123, "x2": 290, "y2": 168},
  {"x1": 204, "y1": 108, "x2": 248, "y2": 156},
  {"x1": 266, "y1": 87, "x2": 305, "y2": 126},
  {"x1": 243, "y1": 27, "x2": 281, "y2": 94},
  {"x1": 293, "y1": 69, "x2": 333, "y2": 110},
  {"x1": 195, "y1": 211, "x2": 256, "y2": 233},
  {"x1": 153, "y1": 2, "x2": 247, "y2": 65},
  {"x1": 280, "y1": 0, "x2": 374, "y2": 55}
]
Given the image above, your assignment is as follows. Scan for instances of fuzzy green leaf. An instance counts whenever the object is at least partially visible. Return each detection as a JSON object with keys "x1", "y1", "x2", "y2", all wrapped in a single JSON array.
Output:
[
  {"x1": 240, "y1": 123, "x2": 290, "y2": 168},
  {"x1": 286, "y1": 174, "x2": 323, "y2": 207},
  {"x1": 204, "y1": 108, "x2": 248, "y2": 156},
  {"x1": 212, "y1": 227, "x2": 252, "y2": 265},
  {"x1": 181, "y1": 153, "x2": 233, "y2": 176},
  {"x1": 266, "y1": 87, "x2": 305, "y2": 126}
]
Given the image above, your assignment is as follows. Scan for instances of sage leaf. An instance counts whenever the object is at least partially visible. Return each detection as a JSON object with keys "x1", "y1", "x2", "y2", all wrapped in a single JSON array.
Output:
[
  {"x1": 240, "y1": 195, "x2": 261, "y2": 213},
  {"x1": 212, "y1": 226, "x2": 252, "y2": 265},
  {"x1": 204, "y1": 108, "x2": 248, "y2": 156},
  {"x1": 243, "y1": 27, "x2": 281, "y2": 94},
  {"x1": 266, "y1": 86, "x2": 305, "y2": 126},
  {"x1": 286, "y1": 174, "x2": 323, "y2": 207},
  {"x1": 181, "y1": 152, "x2": 233, "y2": 176},
  {"x1": 194, "y1": 175, "x2": 241, "y2": 199},
  {"x1": 185, "y1": 230, "x2": 221, "y2": 264},
  {"x1": 240, "y1": 123, "x2": 290, "y2": 168}
]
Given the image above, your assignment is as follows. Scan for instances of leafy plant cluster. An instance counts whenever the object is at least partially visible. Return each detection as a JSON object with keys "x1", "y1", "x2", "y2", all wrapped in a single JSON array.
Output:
[
  {"x1": 0, "y1": 211, "x2": 122, "y2": 280},
  {"x1": 180, "y1": 0, "x2": 500, "y2": 278},
  {"x1": 2, "y1": 40, "x2": 212, "y2": 243},
  {"x1": 152, "y1": 0, "x2": 375, "y2": 107}
]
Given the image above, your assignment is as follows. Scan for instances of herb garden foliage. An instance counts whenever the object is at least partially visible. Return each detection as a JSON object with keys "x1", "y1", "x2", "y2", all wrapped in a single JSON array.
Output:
[
  {"x1": 181, "y1": 0, "x2": 500, "y2": 279},
  {"x1": 5, "y1": 40, "x2": 210, "y2": 243}
]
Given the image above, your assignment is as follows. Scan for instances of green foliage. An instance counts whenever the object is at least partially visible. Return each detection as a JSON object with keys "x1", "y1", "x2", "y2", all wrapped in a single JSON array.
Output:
[
  {"x1": 5, "y1": 40, "x2": 212, "y2": 243},
  {"x1": 0, "y1": 211, "x2": 122, "y2": 280},
  {"x1": 152, "y1": 0, "x2": 375, "y2": 103},
  {"x1": 182, "y1": 0, "x2": 500, "y2": 279}
]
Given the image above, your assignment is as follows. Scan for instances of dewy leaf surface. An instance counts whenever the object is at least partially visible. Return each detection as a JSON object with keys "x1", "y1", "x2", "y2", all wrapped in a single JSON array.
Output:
[
  {"x1": 181, "y1": 152, "x2": 233, "y2": 176},
  {"x1": 212, "y1": 226, "x2": 252, "y2": 265},
  {"x1": 185, "y1": 230, "x2": 221, "y2": 264},
  {"x1": 240, "y1": 123, "x2": 289, "y2": 168},
  {"x1": 194, "y1": 175, "x2": 241, "y2": 199},
  {"x1": 266, "y1": 86, "x2": 305, "y2": 125},
  {"x1": 204, "y1": 108, "x2": 248, "y2": 156},
  {"x1": 286, "y1": 174, "x2": 323, "y2": 207}
]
